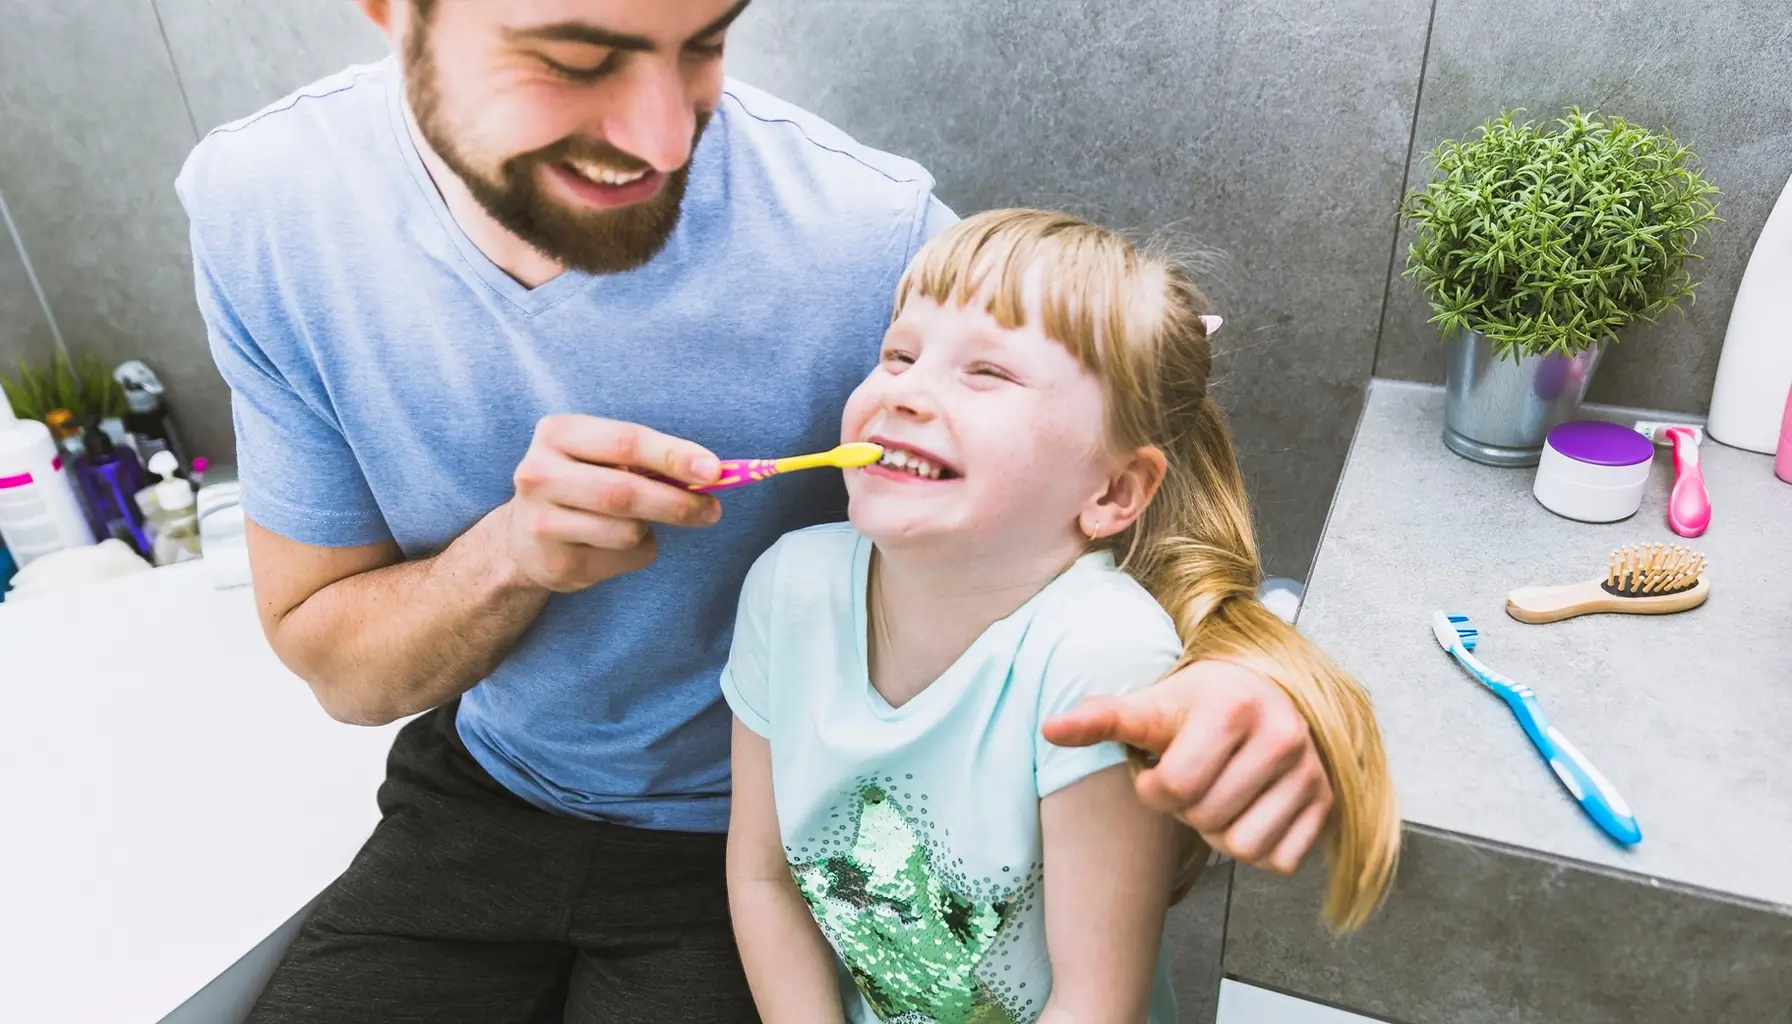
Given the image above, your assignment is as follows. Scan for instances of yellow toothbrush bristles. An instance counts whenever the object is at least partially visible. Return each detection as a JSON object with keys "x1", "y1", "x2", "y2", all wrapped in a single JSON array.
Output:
[
  {"x1": 832, "y1": 442, "x2": 884, "y2": 467},
  {"x1": 769, "y1": 442, "x2": 885, "y2": 475}
]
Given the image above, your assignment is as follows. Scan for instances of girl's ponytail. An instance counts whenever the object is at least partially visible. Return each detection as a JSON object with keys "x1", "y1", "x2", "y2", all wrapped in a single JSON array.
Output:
[{"x1": 1128, "y1": 395, "x2": 1400, "y2": 934}]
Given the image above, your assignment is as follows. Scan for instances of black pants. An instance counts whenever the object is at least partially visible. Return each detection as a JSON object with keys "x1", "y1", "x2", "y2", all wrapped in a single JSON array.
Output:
[{"x1": 246, "y1": 700, "x2": 759, "y2": 1024}]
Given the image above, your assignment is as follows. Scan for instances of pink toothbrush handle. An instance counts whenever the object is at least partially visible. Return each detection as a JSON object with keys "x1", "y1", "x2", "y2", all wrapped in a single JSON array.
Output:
[
  {"x1": 1666, "y1": 429, "x2": 1710, "y2": 537},
  {"x1": 634, "y1": 459, "x2": 778, "y2": 493}
]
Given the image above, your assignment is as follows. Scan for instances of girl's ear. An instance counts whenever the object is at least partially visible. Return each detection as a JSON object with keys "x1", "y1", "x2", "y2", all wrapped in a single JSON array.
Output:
[
  {"x1": 1200, "y1": 315, "x2": 1224, "y2": 336},
  {"x1": 1081, "y1": 445, "x2": 1167, "y2": 541}
]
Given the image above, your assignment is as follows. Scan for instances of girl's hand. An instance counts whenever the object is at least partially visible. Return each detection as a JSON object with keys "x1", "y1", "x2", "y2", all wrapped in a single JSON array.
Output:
[{"x1": 1039, "y1": 658, "x2": 1333, "y2": 875}]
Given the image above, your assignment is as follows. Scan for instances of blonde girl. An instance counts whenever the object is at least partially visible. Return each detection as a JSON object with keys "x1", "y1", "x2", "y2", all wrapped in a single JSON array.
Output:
[{"x1": 722, "y1": 209, "x2": 1398, "y2": 1023}]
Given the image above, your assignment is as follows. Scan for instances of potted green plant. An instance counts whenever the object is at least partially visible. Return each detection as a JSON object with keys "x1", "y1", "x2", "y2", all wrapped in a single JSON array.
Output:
[{"x1": 1400, "y1": 109, "x2": 1719, "y2": 466}]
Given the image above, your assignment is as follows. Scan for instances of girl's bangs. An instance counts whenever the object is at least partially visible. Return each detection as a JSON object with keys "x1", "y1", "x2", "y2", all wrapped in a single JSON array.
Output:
[{"x1": 892, "y1": 210, "x2": 1146, "y2": 375}]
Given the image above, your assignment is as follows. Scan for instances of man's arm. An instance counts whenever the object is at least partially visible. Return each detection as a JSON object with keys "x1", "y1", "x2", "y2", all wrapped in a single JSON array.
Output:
[
  {"x1": 726, "y1": 719, "x2": 847, "y2": 1023},
  {"x1": 1037, "y1": 763, "x2": 1179, "y2": 1024},
  {"x1": 247, "y1": 509, "x2": 541, "y2": 725},
  {"x1": 1041, "y1": 660, "x2": 1333, "y2": 874},
  {"x1": 251, "y1": 415, "x2": 724, "y2": 725}
]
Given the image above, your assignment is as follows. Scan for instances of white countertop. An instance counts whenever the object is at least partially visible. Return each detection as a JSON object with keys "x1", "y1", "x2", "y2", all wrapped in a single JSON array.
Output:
[{"x1": 0, "y1": 563, "x2": 401, "y2": 1023}]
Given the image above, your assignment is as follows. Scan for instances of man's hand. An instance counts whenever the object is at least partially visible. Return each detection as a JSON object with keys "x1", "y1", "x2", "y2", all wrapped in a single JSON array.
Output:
[
  {"x1": 505, "y1": 414, "x2": 723, "y2": 592},
  {"x1": 1040, "y1": 659, "x2": 1331, "y2": 875}
]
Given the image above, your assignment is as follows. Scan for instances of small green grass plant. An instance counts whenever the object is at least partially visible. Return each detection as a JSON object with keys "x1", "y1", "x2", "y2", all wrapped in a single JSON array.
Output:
[{"x1": 0, "y1": 349, "x2": 126, "y2": 423}]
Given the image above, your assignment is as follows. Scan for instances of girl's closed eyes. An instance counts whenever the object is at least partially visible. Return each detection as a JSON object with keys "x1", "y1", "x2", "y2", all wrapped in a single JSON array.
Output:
[
  {"x1": 877, "y1": 344, "x2": 1027, "y2": 387},
  {"x1": 964, "y1": 360, "x2": 1021, "y2": 385}
]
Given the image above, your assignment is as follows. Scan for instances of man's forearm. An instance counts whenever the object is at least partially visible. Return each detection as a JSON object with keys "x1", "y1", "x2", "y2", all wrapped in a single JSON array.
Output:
[{"x1": 273, "y1": 506, "x2": 550, "y2": 725}]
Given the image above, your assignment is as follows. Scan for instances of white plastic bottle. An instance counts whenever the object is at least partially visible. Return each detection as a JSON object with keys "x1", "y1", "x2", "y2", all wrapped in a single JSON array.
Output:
[
  {"x1": 1707, "y1": 171, "x2": 1792, "y2": 453},
  {"x1": 0, "y1": 383, "x2": 94, "y2": 567}
]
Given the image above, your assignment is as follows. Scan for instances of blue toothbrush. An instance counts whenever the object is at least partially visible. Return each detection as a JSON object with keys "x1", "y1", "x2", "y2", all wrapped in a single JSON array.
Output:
[{"x1": 1429, "y1": 612, "x2": 1641, "y2": 846}]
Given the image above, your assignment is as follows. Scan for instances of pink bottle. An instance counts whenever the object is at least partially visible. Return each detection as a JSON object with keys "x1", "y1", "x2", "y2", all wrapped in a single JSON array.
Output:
[{"x1": 1777, "y1": 384, "x2": 1792, "y2": 484}]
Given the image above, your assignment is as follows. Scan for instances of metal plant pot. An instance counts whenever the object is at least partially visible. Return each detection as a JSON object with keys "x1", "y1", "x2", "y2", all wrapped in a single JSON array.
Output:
[{"x1": 1442, "y1": 329, "x2": 1605, "y2": 467}]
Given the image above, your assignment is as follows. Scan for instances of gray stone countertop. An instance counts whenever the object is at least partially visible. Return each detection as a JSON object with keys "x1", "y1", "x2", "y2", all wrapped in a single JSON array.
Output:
[{"x1": 1298, "y1": 379, "x2": 1792, "y2": 909}]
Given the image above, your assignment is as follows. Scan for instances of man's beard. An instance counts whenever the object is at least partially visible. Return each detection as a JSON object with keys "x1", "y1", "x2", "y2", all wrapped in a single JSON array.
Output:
[{"x1": 404, "y1": 29, "x2": 706, "y2": 275}]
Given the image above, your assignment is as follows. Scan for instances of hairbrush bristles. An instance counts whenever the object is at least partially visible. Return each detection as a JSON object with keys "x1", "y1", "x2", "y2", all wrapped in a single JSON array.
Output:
[{"x1": 1601, "y1": 543, "x2": 1706, "y2": 597}]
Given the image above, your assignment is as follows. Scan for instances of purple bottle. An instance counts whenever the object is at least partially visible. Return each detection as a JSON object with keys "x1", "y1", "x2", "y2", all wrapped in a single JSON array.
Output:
[{"x1": 73, "y1": 425, "x2": 153, "y2": 555}]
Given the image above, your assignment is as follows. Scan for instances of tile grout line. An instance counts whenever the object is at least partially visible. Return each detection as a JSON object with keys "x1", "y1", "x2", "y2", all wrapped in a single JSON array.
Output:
[
  {"x1": 1370, "y1": 0, "x2": 1441, "y2": 380},
  {"x1": 1213, "y1": 857, "x2": 1235, "y2": 1022},
  {"x1": 0, "y1": 184, "x2": 67, "y2": 355},
  {"x1": 148, "y1": 0, "x2": 202, "y2": 142}
]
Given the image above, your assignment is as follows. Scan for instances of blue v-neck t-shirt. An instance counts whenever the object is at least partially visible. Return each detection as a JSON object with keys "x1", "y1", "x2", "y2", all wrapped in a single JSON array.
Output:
[{"x1": 174, "y1": 57, "x2": 956, "y2": 831}]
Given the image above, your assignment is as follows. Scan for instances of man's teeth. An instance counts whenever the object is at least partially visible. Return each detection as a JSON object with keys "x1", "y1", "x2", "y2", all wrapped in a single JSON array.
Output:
[
  {"x1": 568, "y1": 159, "x2": 649, "y2": 186},
  {"x1": 879, "y1": 450, "x2": 944, "y2": 479}
]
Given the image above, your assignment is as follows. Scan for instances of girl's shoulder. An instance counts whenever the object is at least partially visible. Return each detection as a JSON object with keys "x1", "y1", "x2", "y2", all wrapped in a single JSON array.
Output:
[
  {"x1": 1020, "y1": 556, "x2": 1185, "y2": 798},
  {"x1": 754, "y1": 521, "x2": 863, "y2": 580},
  {"x1": 1040, "y1": 554, "x2": 1177, "y2": 642},
  {"x1": 738, "y1": 522, "x2": 865, "y2": 618},
  {"x1": 1018, "y1": 555, "x2": 1183, "y2": 686},
  {"x1": 770, "y1": 519, "x2": 861, "y2": 549}
]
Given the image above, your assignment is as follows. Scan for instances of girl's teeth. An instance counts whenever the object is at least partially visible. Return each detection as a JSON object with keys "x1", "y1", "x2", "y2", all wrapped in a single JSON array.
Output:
[{"x1": 877, "y1": 449, "x2": 946, "y2": 479}]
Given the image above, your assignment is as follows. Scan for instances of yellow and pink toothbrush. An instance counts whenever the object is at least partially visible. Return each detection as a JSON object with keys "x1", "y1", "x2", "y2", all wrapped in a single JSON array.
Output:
[{"x1": 639, "y1": 441, "x2": 884, "y2": 493}]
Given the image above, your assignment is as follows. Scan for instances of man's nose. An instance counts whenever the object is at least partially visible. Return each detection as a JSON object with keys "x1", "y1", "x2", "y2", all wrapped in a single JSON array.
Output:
[{"x1": 602, "y1": 62, "x2": 699, "y2": 173}]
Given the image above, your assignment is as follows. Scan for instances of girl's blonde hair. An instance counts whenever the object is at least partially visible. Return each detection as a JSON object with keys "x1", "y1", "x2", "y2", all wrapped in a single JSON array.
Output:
[{"x1": 893, "y1": 208, "x2": 1399, "y2": 933}]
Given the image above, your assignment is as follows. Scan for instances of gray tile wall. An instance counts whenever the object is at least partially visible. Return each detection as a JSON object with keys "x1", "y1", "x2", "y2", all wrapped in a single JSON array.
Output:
[
  {"x1": 1375, "y1": 0, "x2": 1792, "y2": 415},
  {"x1": 0, "y1": 0, "x2": 380, "y2": 464},
  {"x1": 0, "y1": 1, "x2": 208, "y2": 453},
  {"x1": 0, "y1": 188, "x2": 60, "y2": 374},
  {"x1": 151, "y1": 0, "x2": 386, "y2": 140},
  {"x1": 1165, "y1": 859, "x2": 1235, "y2": 1024},
  {"x1": 0, "y1": 0, "x2": 1787, "y2": 574}
]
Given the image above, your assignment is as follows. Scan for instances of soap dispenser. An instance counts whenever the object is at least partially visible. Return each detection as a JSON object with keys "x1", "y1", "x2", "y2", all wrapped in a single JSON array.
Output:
[{"x1": 140, "y1": 450, "x2": 201, "y2": 565}]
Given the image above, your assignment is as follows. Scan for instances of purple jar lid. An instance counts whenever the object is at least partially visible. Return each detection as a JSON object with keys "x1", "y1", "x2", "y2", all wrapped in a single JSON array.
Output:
[{"x1": 1545, "y1": 420, "x2": 1654, "y2": 467}]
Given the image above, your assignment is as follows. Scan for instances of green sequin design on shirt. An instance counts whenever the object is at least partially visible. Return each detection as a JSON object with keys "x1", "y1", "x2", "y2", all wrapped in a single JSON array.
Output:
[{"x1": 790, "y1": 784, "x2": 1036, "y2": 1023}]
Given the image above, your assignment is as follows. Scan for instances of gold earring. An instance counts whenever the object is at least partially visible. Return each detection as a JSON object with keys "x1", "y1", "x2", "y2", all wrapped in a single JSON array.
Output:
[{"x1": 1086, "y1": 521, "x2": 1102, "y2": 543}]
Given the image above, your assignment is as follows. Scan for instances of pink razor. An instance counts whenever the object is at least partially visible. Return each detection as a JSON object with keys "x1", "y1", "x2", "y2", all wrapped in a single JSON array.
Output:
[{"x1": 1636, "y1": 422, "x2": 1710, "y2": 537}]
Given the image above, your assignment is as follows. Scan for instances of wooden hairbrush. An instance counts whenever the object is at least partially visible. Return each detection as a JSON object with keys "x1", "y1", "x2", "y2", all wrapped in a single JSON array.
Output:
[{"x1": 1506, "y1": 543, "x2": 1709, "y2": 624}]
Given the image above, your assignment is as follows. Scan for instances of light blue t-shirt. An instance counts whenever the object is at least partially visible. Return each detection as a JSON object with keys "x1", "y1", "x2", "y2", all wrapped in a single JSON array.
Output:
[
  {"x1": 174, "y1": 57, "x2": 957, "y2": 831},
  {"x1": 721, "y1": 524, "x2": 1182, "y2": 1024}
]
